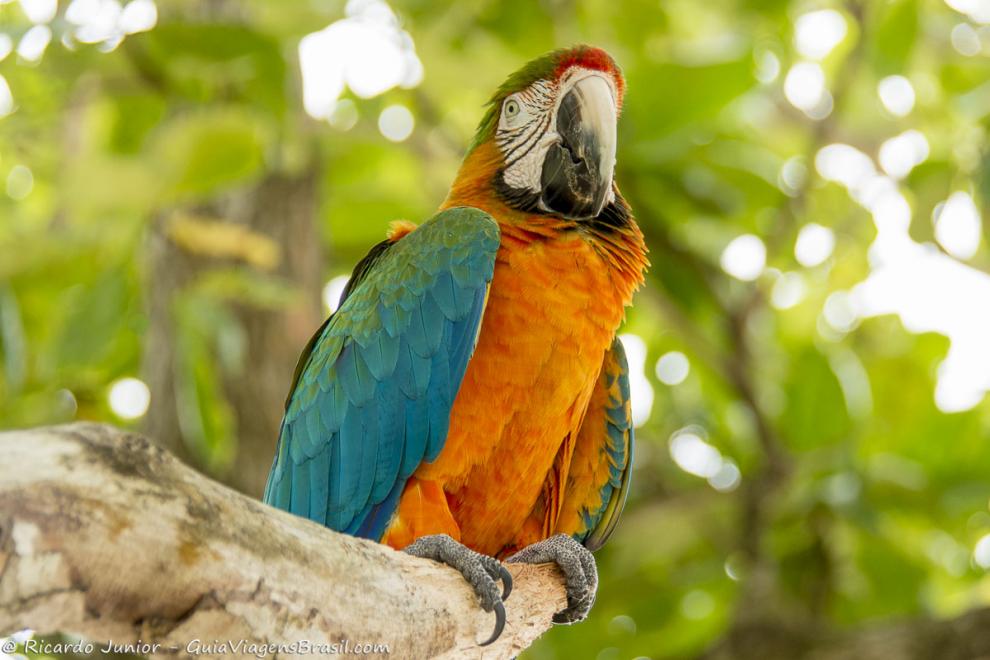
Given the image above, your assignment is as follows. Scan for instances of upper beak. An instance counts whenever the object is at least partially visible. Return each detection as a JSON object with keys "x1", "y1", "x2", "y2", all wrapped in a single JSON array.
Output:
[{"x1": 539, "y1": 75, "x2": 617, "y2": 220}]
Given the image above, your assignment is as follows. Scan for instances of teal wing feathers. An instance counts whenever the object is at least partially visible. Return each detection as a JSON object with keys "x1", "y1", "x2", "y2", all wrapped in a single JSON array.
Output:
[
  {"x1": 570, "y1": 337, "x2": 634, "y2": 551},
  {"x1": 263, "y1": 207, "x2": 500, "y2": 540}
]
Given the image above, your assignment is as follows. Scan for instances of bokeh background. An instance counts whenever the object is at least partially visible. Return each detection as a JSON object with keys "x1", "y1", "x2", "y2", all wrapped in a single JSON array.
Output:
[{"x1": 3, "y1": 0, "x2": 990, "y2": 658}]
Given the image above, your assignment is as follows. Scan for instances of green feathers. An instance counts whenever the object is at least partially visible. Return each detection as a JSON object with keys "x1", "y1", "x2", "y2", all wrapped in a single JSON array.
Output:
[{"x1": 468, "y1": 45, "x2": 620, "y2": 153}]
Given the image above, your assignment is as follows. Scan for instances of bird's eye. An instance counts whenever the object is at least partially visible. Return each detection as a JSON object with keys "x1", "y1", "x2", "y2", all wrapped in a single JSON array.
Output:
[{"x1": 504, "y1": 98, "x2": 520, "y2": 118}]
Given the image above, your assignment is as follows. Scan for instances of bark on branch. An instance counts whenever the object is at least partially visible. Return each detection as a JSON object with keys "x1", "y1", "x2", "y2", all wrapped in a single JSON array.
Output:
[{"x1": 0, "y1": 423, "x2": 566, "y2": 659}]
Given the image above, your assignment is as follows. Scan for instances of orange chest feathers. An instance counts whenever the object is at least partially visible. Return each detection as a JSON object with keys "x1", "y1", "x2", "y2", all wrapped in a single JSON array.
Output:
[{"x1": 415, "y1": 225, "x2": 640, "y2": 554}]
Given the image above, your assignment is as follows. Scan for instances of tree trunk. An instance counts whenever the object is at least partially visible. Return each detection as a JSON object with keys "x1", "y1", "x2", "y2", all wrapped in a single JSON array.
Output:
[
  {"x1": 0, "y1": 423, "x2": 565, "y2": 659},
  {"x1": 142, "y1": 169, "x2": 323, "y2": 498},
  {"x1": 219, "y1": 170, "x2": 324, "y2": 498}
]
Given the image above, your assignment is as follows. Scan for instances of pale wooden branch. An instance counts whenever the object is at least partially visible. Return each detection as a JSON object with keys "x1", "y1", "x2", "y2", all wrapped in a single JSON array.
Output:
[{"x1": 0, "y1": 423, "x2": 567, "y2": 659}]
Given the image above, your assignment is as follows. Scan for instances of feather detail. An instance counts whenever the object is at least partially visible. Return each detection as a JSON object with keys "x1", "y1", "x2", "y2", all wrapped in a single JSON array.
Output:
[
  {"x1": 387, "y1": 220, "x2": 418, "y2": 242},
  {"x1": 263, "y1": 207, "x2": 500, "y2": 539},
  {"x1": 554, "y1": 338, "x2": 634, "y2": 551}
]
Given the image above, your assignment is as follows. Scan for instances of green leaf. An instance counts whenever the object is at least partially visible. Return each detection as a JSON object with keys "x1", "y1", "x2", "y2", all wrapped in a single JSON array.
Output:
[
  {"x1": 0, "y1": 285, "x2": 27, "y2": 394},
  {"x1": 780, "y1": 347, "x2": 851, "y2": 450},
  {"x1": 109, "y1": 92, "x2": 167, "y2": 154},
  {"x1": 151, "y1": 108, "x2": 268, "y2": 199},
  {"x1": 625, "y1": 57, "x2": 755, "y2": 138},
  {"x1": 872, "y1": 0, "x2": 918, "y2": 75},
  {"x1": 174, "y1": 292, "x2": 238, "y2": 469},
  {"x1": 55, "y1": 269, "x2": 132, "y2": 371},
  {"x1": 135, "y1": 23, "x2": 287, "y2": 118}
]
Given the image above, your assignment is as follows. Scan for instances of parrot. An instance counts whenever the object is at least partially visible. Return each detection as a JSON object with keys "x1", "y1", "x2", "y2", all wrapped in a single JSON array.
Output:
[{"x1": 264, "y1": 45, "x2": 648, "y2": 644}]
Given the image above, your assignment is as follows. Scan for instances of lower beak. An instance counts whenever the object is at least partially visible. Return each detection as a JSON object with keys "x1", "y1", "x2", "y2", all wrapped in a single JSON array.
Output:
[{"x1": 539, "y1": 75, "x2": 617, "y2": 220}]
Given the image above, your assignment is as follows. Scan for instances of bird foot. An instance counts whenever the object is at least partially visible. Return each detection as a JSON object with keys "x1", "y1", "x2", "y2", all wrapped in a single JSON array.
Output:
[
  {"x1": 507, "y1": 534, "x2": 598, "y2": 624},
  {"x1": 404, "y1": 534, "x2": 513, "y2": 646}
]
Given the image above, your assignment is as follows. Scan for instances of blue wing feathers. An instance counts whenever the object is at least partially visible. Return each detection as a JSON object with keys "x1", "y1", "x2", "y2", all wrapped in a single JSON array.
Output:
[
  {"x1": 426, "y1": 348, "x2": 452, "y2": 461},
  {"x1": 355, "y1": 403, "x2": 379, "y2": 515},
  {"x1": 406, "y1": 345, "x2": 432, "y2": 398},
  {"x1": 421, "y1": 294, "x2": 446, "y2": 354},
  {"x1": 327, "y1": 430, "x2": 343, "y2": 523},
  {"x1": 309, "y1": 447, "x2": 330, "y2": 525},
  {"x1": 337, "y1": 406, "x2": 363, "y2": 511},
  {"x1": 325, "y1": 381, "x2": 347, "y2": 430},
  {"x1": 405, "y1": 304, "x2": 430, "y2": 357},
  {"x1": 450, "y1": 261, "x2": 475, "y2": 287},
  {"x1": 288, "y1": 422, "x2": 308, "y2": 464},
  {"x1": 303, "y1": 406, "x2": 322, "y2": 458},
  {"x1": 263, "y1": 207, "x2": 499, "y2": 540},
  {"x1": 354, "y1": 471, "x2": 407, "y2": 540},
  {"x1": 364, "y1": 331, "x2": 399, "y2": 380},
  {"x1": 337, "y1": 345, "x2": 374, "y2": 407},
  {"x1": 372, "y1": 384, "x2": 404, "y2": 501},
  {"x1": 431, "y1": 271, "x2": 459, "y2": 318},
  {"x1": 290, "y1": 457, "x2": 311, "y2": 519},
  {"x1": 579, "y1": 338, "x2": 635, "y2": 551},
  {"x1": 401, "y1": 393, "x2": 429, "y2": 476}
]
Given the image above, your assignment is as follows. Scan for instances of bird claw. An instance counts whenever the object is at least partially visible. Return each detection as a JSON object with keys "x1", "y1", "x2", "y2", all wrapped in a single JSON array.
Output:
[
  {"x1": 404, "y1": 534, "x2": 513, "y2": 646},
  {"x1": 479, "y1": 601, "x2": 506, "y2": 646},
  {"x1": 496, "y1": 563, "x2": 513, "y2": 601},
  {"x1": 507, "y1": 533, "x2": 598, "y2": 624}
]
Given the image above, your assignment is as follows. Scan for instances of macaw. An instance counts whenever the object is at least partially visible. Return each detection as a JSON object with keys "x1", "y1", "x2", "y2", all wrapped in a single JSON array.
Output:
[{"x1": 264, "y1": 45, "x2": 647, "y2": 644}]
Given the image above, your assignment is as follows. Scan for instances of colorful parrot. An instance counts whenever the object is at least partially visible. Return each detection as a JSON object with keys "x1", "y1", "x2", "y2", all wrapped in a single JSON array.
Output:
[{"x1": 265, "y1": 45, "x2": 647, "y2": 644}]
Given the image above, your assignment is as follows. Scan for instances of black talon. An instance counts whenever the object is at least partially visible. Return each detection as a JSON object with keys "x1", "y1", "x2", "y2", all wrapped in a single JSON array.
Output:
[
  {"x1": 498, "y1": 564, "x2": 513, "y2": 601},
  {"x1": 479, "y1": 601, "x2": 506, "y2": 646},
  {"x1": 404, "y1": 535, "x2": 510, "y2": 646},
  {"x1": 506, "y1": 534, "x2": 599, "y2": 623}
]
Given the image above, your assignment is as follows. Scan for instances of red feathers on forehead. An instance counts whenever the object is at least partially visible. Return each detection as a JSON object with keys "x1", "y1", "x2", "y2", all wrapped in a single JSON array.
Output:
[{"x1": 553, "y1": 46, "x2": 626, "y2": 103}]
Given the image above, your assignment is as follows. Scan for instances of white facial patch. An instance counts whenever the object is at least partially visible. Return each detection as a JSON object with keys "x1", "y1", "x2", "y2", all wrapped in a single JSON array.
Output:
[
  {"x1": 497, "y1": 79, "x2": 557, "y2": 192},
  {"x1": 496, "y1": 68, "x2": 619, "y2": 198}
]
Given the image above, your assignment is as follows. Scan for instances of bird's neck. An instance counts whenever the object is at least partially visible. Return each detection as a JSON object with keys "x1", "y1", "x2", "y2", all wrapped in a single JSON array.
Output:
[
  {"x1": 443, "y1": 141, "x2": 559, "y2": 232},
  {"x1": 442, "y1": 140, "x2": 649, "y2": 289}
]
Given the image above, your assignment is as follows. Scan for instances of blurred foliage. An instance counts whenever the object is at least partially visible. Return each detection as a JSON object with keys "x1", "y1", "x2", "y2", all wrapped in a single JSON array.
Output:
[{"x1": 2, "y1": 0, "x2": 990, "y2": 658}]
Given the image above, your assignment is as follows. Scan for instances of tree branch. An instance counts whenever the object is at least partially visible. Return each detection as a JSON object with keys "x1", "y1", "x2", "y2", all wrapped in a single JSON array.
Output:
[{"x1": 0, "y1": 423, "x2": 566, "y2": 658}]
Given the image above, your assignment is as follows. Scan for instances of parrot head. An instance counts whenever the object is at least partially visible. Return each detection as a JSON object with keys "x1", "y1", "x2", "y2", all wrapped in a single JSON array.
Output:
[{"x1": 447, "y1": 45, "x2": 626, "y2": 223}]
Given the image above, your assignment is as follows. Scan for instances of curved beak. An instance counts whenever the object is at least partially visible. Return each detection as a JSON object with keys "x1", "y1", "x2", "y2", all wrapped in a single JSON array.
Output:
[{"x1": 539, "y1": 74, "x2": 617, "y2": 220}]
